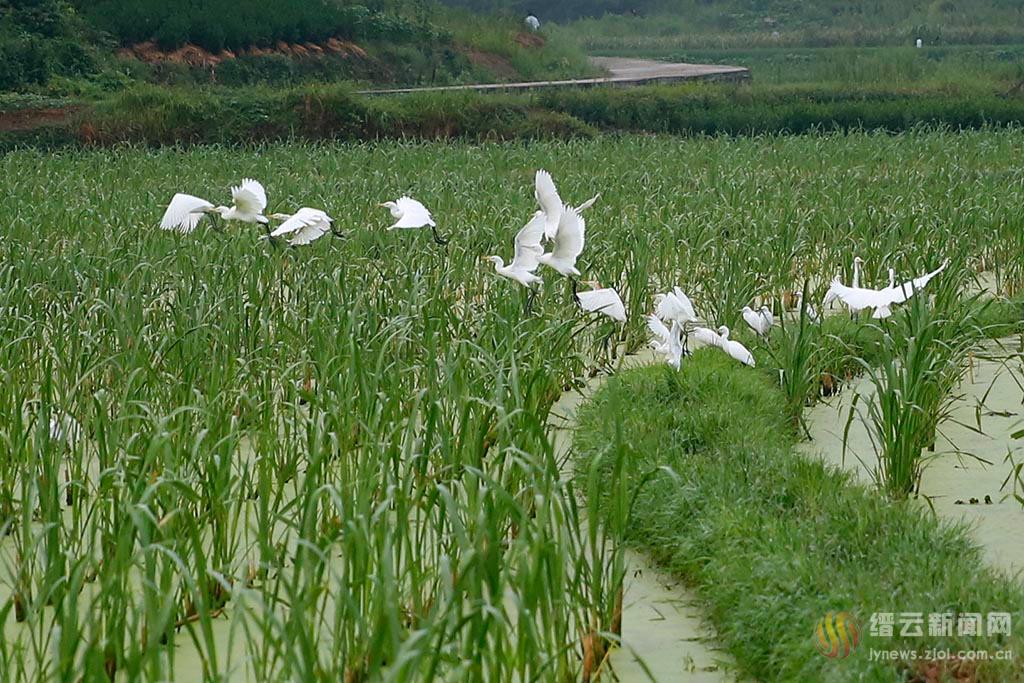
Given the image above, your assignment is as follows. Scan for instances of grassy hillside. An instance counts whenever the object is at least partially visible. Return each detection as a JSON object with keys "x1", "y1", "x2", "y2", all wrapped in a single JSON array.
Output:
[
  {"x1": 0, "y1": 0, "x2": 593, "y2": 95},
  {"x1": 554, "y1": 0, "x2": 1024, "y2": 50}
]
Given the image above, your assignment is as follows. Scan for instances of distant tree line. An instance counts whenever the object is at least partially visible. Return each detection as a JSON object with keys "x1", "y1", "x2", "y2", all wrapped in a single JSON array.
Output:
[{"x1": 0, "y1": 0, "x2": 97, "y2": 90}]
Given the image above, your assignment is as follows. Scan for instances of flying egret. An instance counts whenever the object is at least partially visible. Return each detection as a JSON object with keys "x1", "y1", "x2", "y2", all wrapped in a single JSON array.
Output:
[
  {"x1": 741, "y1": 306, "x2": 772, "y2": 337},
  {"x1": 655, "y1": 287, "x2": 697, "y2": 326},
  {"x1": 648, "y1": 315, "x2": 683, "y2": 369},
  {"x1": 535, "y1": 170, "x2": 600, "y2": 241},
  {"x1": 381, "y1": 196, "x2": 447, "y2": 245},
  {"x1": 484, "y1": 211, "x2": 545, "y2": 312},
  {"x1": 538, "y1": 206, "x2": 585, "y2": 297},
  {"x1": 160, "y1": 178, "x2": 269, "y2": 233},
  {"x1": 268, "y1": 208, "x2": 337, "y2": 246},
  {"x1": 577, "y1": 286, "x2": 626, "y2": 323},
  {"x1": 717, "y1": 327, "x2": 756, "y2": 367},
  {"x1": 825, "y1": 260, "x2": 948, "y2": 319}
]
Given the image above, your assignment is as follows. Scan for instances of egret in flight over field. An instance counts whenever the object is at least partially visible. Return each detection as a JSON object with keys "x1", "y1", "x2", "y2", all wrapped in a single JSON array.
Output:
[
  {"x1": 484, "y1": 210, "x2": 545, "y2": 306},
  {"x1": 381, "y1": 196, "x2": 447, "y2": 245},
  {"x1": 825, "y1": 260, "x2": 949, "y2": 319},
  {"x1": 577, "y1": 286, "x2": 627, "y2": 322},
  {"x1": 655, "y1": 287, "x2": 697, "y2": 327},
  {"x1": 535, "y1": 170, "x2": 600, "y2": 241},
  {"x1": 268, "y1": 208, "x2": 337, "y2": 246},
  {"x1": 718, "y1": 327, "x2": 756, "y2": 367},
  {"x1": 160, "y1": 178, "x2": 269, "y2": 233},
  {"x1": 742, "y1": 306, "x2": 772, "y2": 338},
  {"x1": 539, "y1": 206, "x2": 586, "y2": 296}
]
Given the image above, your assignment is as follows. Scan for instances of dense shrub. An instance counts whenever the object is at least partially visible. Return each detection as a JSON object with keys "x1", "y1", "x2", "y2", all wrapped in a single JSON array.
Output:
[{"x1": 72, "y1": 0, "x2": 436, "y2": 51}]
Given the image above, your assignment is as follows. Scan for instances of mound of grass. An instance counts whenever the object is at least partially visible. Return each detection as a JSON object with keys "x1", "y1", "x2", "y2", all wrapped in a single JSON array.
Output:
[{"x1": 573, "y1": 353, "x2": 1024, "y2": 681}]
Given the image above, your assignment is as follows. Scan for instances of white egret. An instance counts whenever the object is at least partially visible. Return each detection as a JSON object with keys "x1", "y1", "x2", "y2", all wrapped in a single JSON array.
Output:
[
  {"x1": 888, "y1": 268, "x2": 896, "y2": 288},
  {"x1": 268, "y1": 208, "x2": 337, "y2": 246},
  {"x1": 577, "y1": 287, "x2": 626, "y2": 323},
  {"x1": 382, "y1": 196, "x2": 447, "y2": 245},
  {"x1": 49, "y1": 411, "x2": 83, "y2": 449},
  {"x1": 648, "y1": 315, "x2": 683, "y2": 369},
  {"x1": 690, "y1": 326, "x2": 724, "y2": 349},
  {"x1": 824, "y1": 255, "x2": 865, "y2": 313},
  {"x1": 741, "y1": 306, "x2": 772, "y2": 337},
  {"x1": 717, "y1": 327, "x2": 756, "y2": 367},
  {"x1": 655, "y1": 287, "x2": 697, "y2": 326},
  {"x1": 160, "y1": 178, "x2": 269, "y2": 233},
  {"x1": 525, "y1": 15, "x2": 540, "y2": 31},
  {"x1": 535, "y1": 170, "x2": 600, "y2": 241},
  {"x1": 794, "y1": 292, "x2": 821, "y2": 324},
  {"x1": 538, "y1": 207, "x2": 585, "y2": 291},
  {"x1": 484, "y1": 211, "x2": 545, "y2": 309},
  {"x1": 825, "y1": 260, "x2": 948, "y2": 319}
]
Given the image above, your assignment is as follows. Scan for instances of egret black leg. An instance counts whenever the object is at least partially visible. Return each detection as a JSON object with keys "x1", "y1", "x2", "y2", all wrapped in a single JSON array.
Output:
[
  {"x1": 330, "y1": 222, "x2": 345, "y2": 239},
  {"x1": 524, "y1": 287, "x2": 538, "y2": 315},
  {"x1": 571, "y1": 278, "x2": 580, "y2": 306},
  {"x1": 430, "y1": 225, "x2": 449, "y2": 246}
]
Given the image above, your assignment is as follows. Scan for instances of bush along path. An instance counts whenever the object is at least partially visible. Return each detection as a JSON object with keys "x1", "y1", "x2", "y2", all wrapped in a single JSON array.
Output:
[{"x1": 572, "y1": 350, "x2": 1024, "y2": 682}]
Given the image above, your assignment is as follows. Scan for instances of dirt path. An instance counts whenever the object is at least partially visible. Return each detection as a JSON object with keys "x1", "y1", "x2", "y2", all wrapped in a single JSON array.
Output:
[{"x1": 357, "y1": 57, "x2": 749, "y2": 95}]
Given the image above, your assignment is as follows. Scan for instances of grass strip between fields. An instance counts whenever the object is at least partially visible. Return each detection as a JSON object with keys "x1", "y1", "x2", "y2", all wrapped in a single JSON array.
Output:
[{"x1": 572, "y1": 350, "x2": 1024, "y2": 681}]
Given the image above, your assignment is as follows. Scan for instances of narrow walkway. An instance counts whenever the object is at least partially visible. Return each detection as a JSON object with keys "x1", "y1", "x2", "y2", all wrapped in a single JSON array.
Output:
[{"x1": 357, "y1": 57, "x2": 749, "y2": 95}]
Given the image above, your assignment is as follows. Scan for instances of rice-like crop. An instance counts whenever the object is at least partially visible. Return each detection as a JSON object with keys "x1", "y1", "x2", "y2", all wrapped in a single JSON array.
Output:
[{"x1": 0, "y1": 129, "x2": 1022, "y2": 680}]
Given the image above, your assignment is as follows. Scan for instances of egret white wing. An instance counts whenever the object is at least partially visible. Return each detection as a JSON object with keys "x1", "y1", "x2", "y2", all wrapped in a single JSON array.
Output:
[
  {"x1": 272, "y1": 208, "x2": 332, "y2": 245},
  {"x1": 691, "y1": 326, "x2": 722, "y2": 349},
  {"x1": 648, "y1": 314, "x2": 672, "y2": 350},
  {"x1": 232, "y1": 178, "x2": 268, "y2": 215},
  {"x1": 828, "y1": 279, "x2": 896, "y2": 311},
  {"x1": 161, "y1": 193, "x2": 214, "y2": 233},
  {"x1": 575, "y1": 194, "x2": 600, "y2": 212},
  {"x1": 577, "y1": 288, "x2": 626, "y2": 322},
  {"x1": 890, "y1": 260, "x2": 948, "y2": 304},
  {"x1": 509, "y1": 212, "x2": 546, "y2": 272},
  {"x1": 392, "y1": 196, "x2": 435, "y2": 228},
  {"x1": 535, "y1": 170, "x2": 563, "y2": 240},
  {"x1": 549, "y1": 207, "x2": 585, "y2": 262}
]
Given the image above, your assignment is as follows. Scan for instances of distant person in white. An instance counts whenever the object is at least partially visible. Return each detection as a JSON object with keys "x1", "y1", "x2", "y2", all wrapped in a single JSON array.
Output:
[
  {"x1": 916, "y1": 38, "x2": 923, "y2": 48},
  {"x1": 525, "y1": 15, "x2": 540, "y2": 32}
]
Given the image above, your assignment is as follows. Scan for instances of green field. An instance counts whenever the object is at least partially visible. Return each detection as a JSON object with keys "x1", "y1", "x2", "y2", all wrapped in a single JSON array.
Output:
[{"x1": 1, "y1": 130, "x2": 1022, "y2": 680}]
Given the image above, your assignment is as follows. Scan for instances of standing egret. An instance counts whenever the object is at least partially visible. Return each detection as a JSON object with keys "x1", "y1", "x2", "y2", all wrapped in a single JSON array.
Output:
[
  {"x1": 794, "y1": 292, "x2": 821, "y2": 324},
  {"x1": 381, "y1": 196, "x2": 447, "y2": 245},
  {"x1": 538, "y1": 206, "x2": 585, "y2": 297},
  {"x1": 268, "y1": 208, "x2": 337, "y2": 246},
  {"x1": 535, "y1": 170, "x2": 600, "y2": 241},
  {"x1": 49, "y1": 411, "x2": 84, "y2": 449},
  {"x1": 525, "y1": 15, "x2": 540, "y2": 31},
  {"x1": 717, "y1": 327, "x2": 756, "y2": 367},
  {"x1": 741, "y1": 306, "x2": 772, "y2": 337},
  {"x1": 824, "y1": 255, "x2": 866, "y2": 314},
  {"x1": 160, "y1": 178, "x2": 269, "y2": 233},
  {"x1": 577, "y1": 287, "x2": 626, "y2": 323}
]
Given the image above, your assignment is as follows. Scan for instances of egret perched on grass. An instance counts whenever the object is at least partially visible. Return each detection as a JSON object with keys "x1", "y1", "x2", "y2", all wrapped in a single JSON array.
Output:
[
  {"x1": 538, "y1": 206, "x2": 586, "y2": 298},
  {"x1": 160, "y1": 178, "x2": 268, "y2": 233},
  {"x1": 825, "y1": 260, "x2": 949, "y2": 319},
  {"x1": 381, "y1": 196, "x2": 447, "y2": 245},
  {"x1": 535, "y1": 170, "x2": 600, "y2": 241},
  {"x1": 742, "y1": 306, "x2": 772, "y2": 337},
  {"x1": 648, "y1": 315, "x2": 683, "y2": 369},
  {"x1": 717, "y1": 327, "x2": 756, "y2": 367},
  {"x1": 268, "y1": 208, "x2": 337, "y2": 246},
  {"x1": 577, "y1": 286, "x2": 626, "y2": 322}
]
